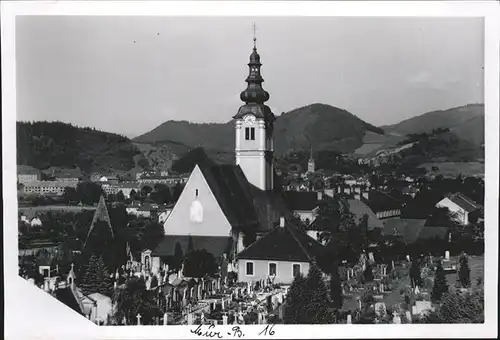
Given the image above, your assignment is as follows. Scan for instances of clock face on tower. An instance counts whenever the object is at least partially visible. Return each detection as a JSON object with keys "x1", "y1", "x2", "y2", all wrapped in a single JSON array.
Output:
[{"x1": 243, "y1": 114, "x2": 256, "y2": 125}]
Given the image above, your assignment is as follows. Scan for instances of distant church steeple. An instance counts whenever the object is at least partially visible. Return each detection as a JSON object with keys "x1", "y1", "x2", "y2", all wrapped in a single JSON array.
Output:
[
  {"x1": 308, "y1": 147, "x2": 315, "y2": 173},
  {"x1": 233, "y1": 25, "x2": 276, "y2": 191},
  {"x1": 84, "y1": 195, "x2": 114, "y2": 248}
]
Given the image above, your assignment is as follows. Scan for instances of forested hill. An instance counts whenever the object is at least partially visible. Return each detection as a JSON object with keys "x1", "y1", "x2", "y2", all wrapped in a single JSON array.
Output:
[
  {"x1": 134, "y1": 103, "x2": 385, "y2": 156},
  {"x1": 17, "y1": 121, "x2": 141, "y2": 174}
]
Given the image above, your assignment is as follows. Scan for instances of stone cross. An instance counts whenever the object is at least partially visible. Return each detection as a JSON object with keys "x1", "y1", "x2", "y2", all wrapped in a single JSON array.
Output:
[
  {"x1": 137, "y1": 313, "x2": 142, "y2": 325},
  {"x1": 70, "y1": 263, "x2": 74, "y2": 271}
]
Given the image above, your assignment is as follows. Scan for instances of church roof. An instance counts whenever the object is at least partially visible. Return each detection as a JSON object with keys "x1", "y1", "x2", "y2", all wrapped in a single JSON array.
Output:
[
  {"x1": 196, "y1": 160, "x2": 290, "y2": 233},
  {"x1": 152, "y1": 235, "x2": 232, "y2": 258},
  {"x1": 55, "y1": 288, "x2": 84, "y2": 315},
  {"x1": 237, "y1": 222, "x2": 325, "y2": 262},
  {"x1": 283, "y1": 191, "x2": 320, "y2": 211},
  {"x1": 84, "y1": 195, "x2": 114, "y2": 247}
]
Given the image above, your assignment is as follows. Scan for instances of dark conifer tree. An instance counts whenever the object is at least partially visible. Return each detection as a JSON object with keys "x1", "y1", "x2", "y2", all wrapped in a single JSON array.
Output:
[
  {"x1": 458, "y1": 253, "x2": 471, "y2": 288},
  {"x1": 284, "y1": 273, "x2": 307, "y2": 324},
  {"x1": 79, "y1": 254, "x2": 113, "y2": 296},
  {"x1": 329, "y1": 261, "x2": 343, "y2": 310},
  {"x1": 431, "y1": 260, "x2": 449, "y2": 302},
  {"x1": 304, "y1": 264, "x2": 330, "y2": 324}
]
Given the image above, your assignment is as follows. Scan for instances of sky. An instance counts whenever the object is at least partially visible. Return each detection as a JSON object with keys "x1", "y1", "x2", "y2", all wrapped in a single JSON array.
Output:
[{"x1": 16, "y1": 16, "x2": 484, "y2": 138}]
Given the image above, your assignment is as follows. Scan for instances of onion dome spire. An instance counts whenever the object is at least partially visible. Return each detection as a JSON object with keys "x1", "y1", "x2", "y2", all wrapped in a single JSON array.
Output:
[{"x1": 240, "y1": 24, "x2": 270, "y2": 104}]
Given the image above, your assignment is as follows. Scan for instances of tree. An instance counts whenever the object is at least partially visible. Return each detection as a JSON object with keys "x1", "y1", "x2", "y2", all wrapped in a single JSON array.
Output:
[
  {"x1": 182, "y1": 249, "x2": 218, "y2": 278},
  {"x1": 141, "y1": 221, "x2": 165, "y2": 251},
  {"x1": 129, "y1": 189, "x2": 138, "y2": 201},
  {"x1": 140, "y1": 185, "x2": 153, "y2": 197},
  {"x1": 172, "y1": 182, "x2": 184, "y2": 202},
  {"x1": 431, "y1": 260, "x2": 449, "y2": 302},
  {"x1": 116, "y1": 190, "x2": 125, "y2": 202},
  {"x1": 363, "y1": 263, "x2": 374, "y2": 283},
  {"x1": 284, "y1": 273, "x2": 308, "y2": 324},
  {"x1": 410, "y1": 259, "x2": 422, "y2": 288},
  {"x1": 329, "y1": 262, "x2": 343, "y2": 310},
  {"x1": 172, "y1": 242, "x2": 184, "y2": 271},
  {"x1": 75, "y1": 182, "x2": 104, "y2": 205},
  {"x1": 79, "y1": 254, "x2": 113, "y2": 296},
  {"x1": 150, "y1": 186, "x2": 171, "y2": 205},
  {"x1": 458, "y1": 253, "x2": 471, "y2": 288},
  {"x1": 303, "y1": 264, "x2": 330, "y2": 324},
  {"x1": 113, "y1": 277, "x2": 161, "y2": 325},
  {"x1": 420, "y1": 290, "x2": 484, "y2": 323}
]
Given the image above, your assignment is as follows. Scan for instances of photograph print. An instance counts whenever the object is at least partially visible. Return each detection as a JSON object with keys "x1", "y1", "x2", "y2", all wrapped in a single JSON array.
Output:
[{"x1": 6, "y1": 5, "x2": 496, "y2": 335}]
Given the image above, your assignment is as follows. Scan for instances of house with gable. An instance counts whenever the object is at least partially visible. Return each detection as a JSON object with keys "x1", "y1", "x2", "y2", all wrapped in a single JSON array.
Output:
[
  {"x1": 237, "y1": 217, "x2": 325, "y2": 284},
  {"x1": 436, "y1": 192, "x2": 482, "y2": 225},
  {"x1": 152, "y1": 36, "x2": 292, "y2": 272}
]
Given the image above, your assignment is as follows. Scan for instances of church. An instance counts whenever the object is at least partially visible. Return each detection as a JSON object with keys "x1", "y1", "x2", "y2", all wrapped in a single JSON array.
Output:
[{"x1": 151, "y1": 35, "x2": 321, "y2": 276}]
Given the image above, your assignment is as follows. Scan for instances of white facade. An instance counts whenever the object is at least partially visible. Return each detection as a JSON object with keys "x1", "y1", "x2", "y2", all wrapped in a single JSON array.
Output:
[
  {"x1": 162, "y1": 165, "x2": 233, "y2": 238},
  {"x1": 235, "y1": 118, "x2": 273, "y2": 191},
  {"x1": 238, "y1": 259, "x2": 310, "y2": 285},
  {"x1": 436, "y1": 197, "x2": 470, "y2": 225},
  {"x1": 23, "y1": 180, "x2": 78, "y2": 196}
]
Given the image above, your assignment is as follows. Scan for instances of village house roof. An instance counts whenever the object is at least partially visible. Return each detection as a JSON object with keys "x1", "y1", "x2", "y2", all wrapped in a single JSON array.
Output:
[
  {"x1": 55, "y1": 288, "x2": 84, "y2": 315},
  {"x1": 446, "y1": 193, "x2": 481, "y2": 213},
  {"x1": 347, "y1": 199, "x2": 384, "y2": 230},
  {"x1": 17, "y1": 165, "x2": 41, "y2": 175},
  {"x1": 382, "y1": 218, "x2": 449, "y2": 244},
  {"x1": 282, "y1": 191, "x2": 320, "y2": 211},
  {"x1": 237, "y1": 222, "x2": 325, "y2": 262},
  {"x1": 362, "y1": 190, "x2": 403, "y2": 213}
]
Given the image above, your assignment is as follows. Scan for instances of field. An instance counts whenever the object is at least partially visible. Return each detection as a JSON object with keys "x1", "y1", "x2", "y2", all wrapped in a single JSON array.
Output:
[{"x1": 419, "y1": 162, "x2": 485, "y2": 178}]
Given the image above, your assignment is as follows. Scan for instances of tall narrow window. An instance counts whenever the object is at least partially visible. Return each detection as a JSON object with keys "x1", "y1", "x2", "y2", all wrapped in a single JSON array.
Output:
[
  {"x1": 245, "y1": 127, "x2": 250, "y2": 140},
  {"x1": 246, "y1": 262, "x2": 254, "y2": 276},
  {"x1": 293, "y1": 264, "x2": 301, "y2": 277},
  {"x1": 195, "y1": 189, "x2": 198, "y2": 197},
  {"x1": 250, "y1": 127, "x2": 255, "y2": 140},
  {"x1": 269, "y1": 263, "x2": 277, "y2": 276}
]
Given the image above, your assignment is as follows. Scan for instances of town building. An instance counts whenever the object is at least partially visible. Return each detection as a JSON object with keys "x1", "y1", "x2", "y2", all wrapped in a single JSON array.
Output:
[
  {"x1": 17, "y1": 165, "x2": 41, "y2": 184},
  {"x1": 152, "y1": 36, "x2": 292, "y2": 270},
  {"x1": 22, "y1": 180, "x2": 78, "y2": 196},
  {"x1": 436, "y1": 192, "x2": 482, "y2": 225},
  {"x1": 236, "y1": 217, "x2": 324, "y2": 284},
  {"x1": 101, "y1": 181, "x2": 141, "y2": 199}
]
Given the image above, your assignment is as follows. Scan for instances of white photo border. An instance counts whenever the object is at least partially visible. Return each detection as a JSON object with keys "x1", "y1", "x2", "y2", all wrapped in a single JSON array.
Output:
[{"x1": 2, "y1": 1, "x2": 499, "y2": 339}]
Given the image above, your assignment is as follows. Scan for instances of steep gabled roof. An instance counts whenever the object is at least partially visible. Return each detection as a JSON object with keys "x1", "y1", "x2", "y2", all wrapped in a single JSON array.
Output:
[
  {"x1": 199, "y1": 163, "x2": 260, "y2": 231},
  {"x1": 237, "y1": 222, "x2": 325, "y2": 262},
  {"x1": 283, "y1": 191, "x2": 320, "y2": 211},
  {"x1": 448, "y1": 193, "x2": 480, "y2": 213},
  {"x1": 55, "y1": 288, "x2": 84, "y2": 315},
  {"x1": 84, "y1": 195, "x2": 114, "y2": 247}
]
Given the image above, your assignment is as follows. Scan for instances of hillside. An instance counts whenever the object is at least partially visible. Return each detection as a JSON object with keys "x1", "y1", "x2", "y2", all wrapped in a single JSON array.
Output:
[
  {"x1": 17, "y1": 121, "x2": 141, "y2": 174},
  {"x1": 381, "y1": 104, "x2": 484, "y2": 146},
  {"x1": 134, "y1": 103, "x2": 385, "y2": 158}
]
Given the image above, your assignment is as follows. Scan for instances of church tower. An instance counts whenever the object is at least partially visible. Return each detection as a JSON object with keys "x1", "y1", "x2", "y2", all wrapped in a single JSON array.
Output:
[
  {"x1": 307, "y1": 147, "x2": 316, "y2": 173},
  {"x1": 233, "y1": 27, "x2": 275, "y2": 191}
]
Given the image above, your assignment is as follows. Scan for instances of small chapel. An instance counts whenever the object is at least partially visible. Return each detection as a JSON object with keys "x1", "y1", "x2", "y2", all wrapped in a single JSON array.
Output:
[{"x1": 150, "y1": 33, "x2": 324, "y2": 282}]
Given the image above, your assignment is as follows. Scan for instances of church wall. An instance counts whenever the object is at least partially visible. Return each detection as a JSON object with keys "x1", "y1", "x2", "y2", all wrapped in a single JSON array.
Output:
[
  {"x1": 236, "y1": 151, "x2": 266, "y2": 190},
  {"x1": 163, "y1": 165, "x2": 233, "y2": 237}
]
